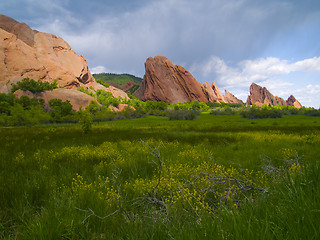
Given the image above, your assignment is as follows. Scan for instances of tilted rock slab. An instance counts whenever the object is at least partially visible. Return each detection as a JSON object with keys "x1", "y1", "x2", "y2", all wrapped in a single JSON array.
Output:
[
  {"x1": 224, "y1": 90, "x2": 243, "y2": 104},
  {"x1": 286, "y1": 95, "x2": 302, "y2": 109},
  {"x1": 135, "y1": 56, "x2": 239, "y2": 104},
  {"x1": 135, "y1": 56, "x2": 208, "y2": 103},
  {"x1": 246, "y1": 83, "x2": 302, "y2": 107}
]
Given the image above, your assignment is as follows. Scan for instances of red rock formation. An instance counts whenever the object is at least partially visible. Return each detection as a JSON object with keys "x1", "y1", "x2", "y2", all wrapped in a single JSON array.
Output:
[
  {"x1": 136, "y1": 56, "x2": 239, "y2": 104},
  {"x1": 286, "y1": 95, "x2": 302, "y2": 108},
  {"x1": 202, "y1": 82, "x2": 219, "y2": 102},
  {"x1": 246, "y1": 83, "x2": 286, "y2": 107},
  {"x1": 135, "y1": 56, "x2": 211, "y2": 103},
  {"x1": 0, "y1": 15, "x2": 128, "y2": 100},
  {"x1": 211, "y1": 82, "x2": 226, "y2": 103},
  {"x1": 224, "y1": 90, "x2": 243, "y2": 104}
]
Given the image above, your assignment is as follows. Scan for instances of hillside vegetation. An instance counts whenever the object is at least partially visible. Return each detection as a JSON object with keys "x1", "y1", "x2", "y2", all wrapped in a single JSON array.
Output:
[{"x1": 93, "y1": 73, "x2": 143, "y2": 86}]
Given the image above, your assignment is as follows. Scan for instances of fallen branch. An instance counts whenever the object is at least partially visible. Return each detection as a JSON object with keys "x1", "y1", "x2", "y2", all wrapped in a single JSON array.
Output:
[{"x1": 75, "y1": 207, "x2": 121, "y2": 224}]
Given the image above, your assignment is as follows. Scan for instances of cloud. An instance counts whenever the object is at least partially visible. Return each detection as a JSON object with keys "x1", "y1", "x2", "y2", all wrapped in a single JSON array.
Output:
[
  {"x1": 304, "y1": 84, "x2": 320, "y2": 95},
  {"x1": 23, "y1": 0, "x2": 319, "y2": 78},
  {"x1": 91, "y1": 66, "x2": 109, "y2": 74},
  {"x1": 194, "y1": 56, "x2": 320, "y2": 86},
  {"x1": 191, "y1": 56, "x2": 320, "y2": 107},
  {"x1": 292, "y1": 57, "x2": 320, "y2": 72}
]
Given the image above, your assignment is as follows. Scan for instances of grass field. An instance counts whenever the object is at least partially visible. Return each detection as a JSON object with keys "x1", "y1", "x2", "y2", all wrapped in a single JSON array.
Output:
[{"x1": 1, "y1": 114, "x2": 320, "y2": 239}]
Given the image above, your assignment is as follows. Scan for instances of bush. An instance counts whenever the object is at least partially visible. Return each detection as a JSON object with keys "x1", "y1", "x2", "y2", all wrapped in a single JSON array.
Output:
[
  {"x1": 207, "y1": 102, "x2": 245, "y2": 108},
  {"x1": 210, "y1": 107, "x2": 236, "y2": 115},
  {"x1": 144, "y1": 101, "x2": 168, "y2": 112},
  {"x1": 49, "y1": 99, "x2": 74, "y2": 122},
  {"x1": 96, "y1": 90, "x2": 121, "y2": 107},
  {"x1": 79, "y1": 111, "x2": 93, "y2": 134},
  {"x1": 167, "y1": 109, "x2": 200, "y2": 120},
  {"x1": 96, "y1": 79, "x2": 110, "y2": 88},
  {"x1": 302, "y1": 108, "x2": 320, "y2": 117},
  {"x1": 240, "y1": 107, "x2": 283, "y2": 119},
  {"x1": 172, "y1": 101, "x2": 209, "y2": 111},
  {"x1": 11, "y1": 78, "x2": 59, "y2": 93}
]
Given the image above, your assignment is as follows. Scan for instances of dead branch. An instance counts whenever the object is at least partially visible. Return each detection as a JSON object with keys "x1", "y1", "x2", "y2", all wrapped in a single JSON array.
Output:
[{"x1": 75, "y1": 207, "x2": 121, "y2": 224}]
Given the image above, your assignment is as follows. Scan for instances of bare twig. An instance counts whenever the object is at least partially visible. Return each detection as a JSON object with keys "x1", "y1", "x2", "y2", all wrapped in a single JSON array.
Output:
[
  {"x1": 140, "y1": 139, "x2": 163, "y2": 195},
  {"x1": 75, "y1": 207, "x2": 121, "y2": 224}
]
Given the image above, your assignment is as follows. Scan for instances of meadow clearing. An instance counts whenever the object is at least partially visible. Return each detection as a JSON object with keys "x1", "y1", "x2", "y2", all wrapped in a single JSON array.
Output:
[{"x1": 1, "y1": 113, "x2": 320, "y2": 239}]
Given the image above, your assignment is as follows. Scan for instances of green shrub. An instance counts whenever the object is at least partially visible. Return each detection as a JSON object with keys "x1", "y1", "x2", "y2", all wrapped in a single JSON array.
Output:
[
  {"x1": 11, "y1": 78, "x2": 59, "y2": 93},
  {"x1": 79, "y1": 110, "x2": 93, "y2": 134},
  {"x1": 210, "y1": 107, "x2": 236, "y2": 115},
  {"x1": 303, "y1": 108, "x2": 320, "y2": 116},
  {"x1": 96, "y1": 79, "x2": 110, "y2": 88},
  {"x1": 78, "y1": 87, "x2": 95, "y2": 97},
  {"x1": 167, "y1": 109, "x2": 200, "y2": 120},
  {"x1": 49, "y1": 99, "x2": 74, "y2": 122},
  {"x1": 241, "y1": 107, "x2": 283, "y2": 119}
]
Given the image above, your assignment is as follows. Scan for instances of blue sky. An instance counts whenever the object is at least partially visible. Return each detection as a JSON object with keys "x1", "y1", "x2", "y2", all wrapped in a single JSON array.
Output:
[{"x1": 1, "y1": 0, "x2": 320, "y2": 107}]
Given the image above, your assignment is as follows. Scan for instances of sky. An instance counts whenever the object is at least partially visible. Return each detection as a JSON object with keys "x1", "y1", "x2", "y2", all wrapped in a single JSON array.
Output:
[{"x1": 1, "y1": 0, "x2": 320, "y2": 107}]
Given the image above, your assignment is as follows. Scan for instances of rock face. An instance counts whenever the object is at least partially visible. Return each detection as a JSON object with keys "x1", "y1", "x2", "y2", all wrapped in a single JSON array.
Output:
[
  {"x1": 202, "y1": 81, "x2": 220, "y2": 103},
  {"x1": 135, "y1": 56, "x2": 241, "y2": 104},
  {"x1": 246, "y1": 83, "x2": 286, "y2": 106},
  {"x1": 0, "y1": 15, "x2": 128, "y2": 100},
  {"x1": 286, "y1": 95, "x2": 302, "y2": 108},
  {"x1": 14, "y1": 89, "x2": 96, "y2": 111},
  {"x1": 135, "y1": 56, "x2": 209, "y2": 103},
  {"x1": 211, "y1": 82, "x2": 227, "y2": 103},
  {"x1": 246, "y1": 83, "x2": 302, "y2": 107},
  {"x1": 224, "y1": 90, "x2": 243, "y2": 104}
]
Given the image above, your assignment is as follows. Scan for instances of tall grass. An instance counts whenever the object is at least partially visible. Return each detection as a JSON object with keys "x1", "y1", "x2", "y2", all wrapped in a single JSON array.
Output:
[{"x1": 0, "y1": 114, "x2": 319, "y2": 239}]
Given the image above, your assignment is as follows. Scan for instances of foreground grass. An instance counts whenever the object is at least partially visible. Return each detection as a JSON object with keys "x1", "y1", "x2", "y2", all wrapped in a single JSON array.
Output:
[{"x1": 0, "y1": 114, "x2": 319, "y2": 239}]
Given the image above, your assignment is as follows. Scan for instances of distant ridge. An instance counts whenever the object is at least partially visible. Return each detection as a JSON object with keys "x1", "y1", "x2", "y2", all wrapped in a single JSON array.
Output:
[
  {"x1": 93, "y1": 73, "x2": 142, "y2": 85},
  {"x1": 93, "y1": 73, "x2": 142, "y2": 94}
]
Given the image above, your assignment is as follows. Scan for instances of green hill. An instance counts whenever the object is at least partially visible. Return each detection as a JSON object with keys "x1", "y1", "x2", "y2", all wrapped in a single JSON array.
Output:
[{"x1": 93, "y1": 73, "x2": 143, "y2": 86}]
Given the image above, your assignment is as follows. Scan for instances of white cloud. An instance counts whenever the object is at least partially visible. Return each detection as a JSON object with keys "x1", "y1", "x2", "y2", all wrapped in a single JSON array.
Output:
[
  {"x1": 291, "y1": 57, "x2": 320, "y2": 72},
  {"x1": 305, "y1": 84, "x2": 320, "y2": 94},
  {"x1": 194, "y1": 56, "x2": 320, "y2": 87},
  {"x1": 91, "y1": 66, "x2": 109, "y2": 74},
  {"x1": 191, "y1": 56, "x2": 320, "y2": 107}
]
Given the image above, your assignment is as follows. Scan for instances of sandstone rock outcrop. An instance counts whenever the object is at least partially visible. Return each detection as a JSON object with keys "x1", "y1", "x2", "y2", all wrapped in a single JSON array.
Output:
[
  {"x1": 246, "y1": 83, "x2": 286, "y2": 106},
  {"x1": 135, "y1": 56, "x2": 210, "y2": 103},
  {"x1": 135, "y1": 56, "x2": 240, "y2": 104},
  {"x1": 0, "y1": 14, "x2": 94, "y2": 92},
  {"x1": 14, "y1": 89, "x2": 96, "y2": 111},
  {"x1": 286, "y1": 95, "x2": 302, "y2": 109},
  {"x1": 246, "y1": 83, "x2": 302, "y2": 107},
  {"x1": 211, "y1": 82, "x2": 227, "y2": 103},
  {"x1": 224, "y1": 90, "x2": 243, "y2": 104},
  {"x1": 0, "y1": 15, "x2": 128, "y2": 101},
  {"x1": 202, "y1": 81, "x2": 220, "y2": 103}
]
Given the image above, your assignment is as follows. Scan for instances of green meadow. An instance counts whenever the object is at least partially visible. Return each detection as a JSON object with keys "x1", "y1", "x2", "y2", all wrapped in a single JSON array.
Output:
[{"x1": 1, "y1": 114, "x2": 320, "y2": 239}]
